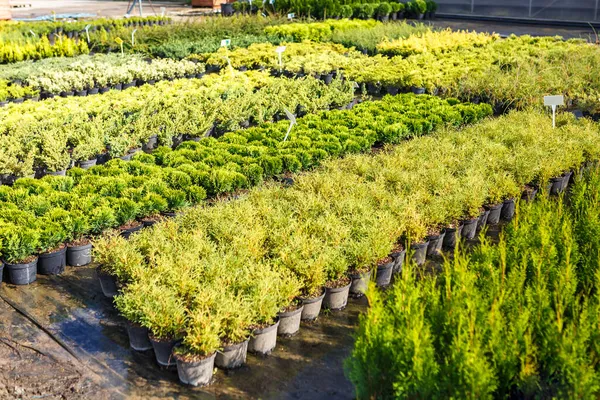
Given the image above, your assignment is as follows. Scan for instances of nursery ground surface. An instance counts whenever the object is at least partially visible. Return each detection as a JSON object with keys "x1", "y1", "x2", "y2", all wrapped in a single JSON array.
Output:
[{"x1": 0, "y1": 262, "x2": 365, "y2": 399}]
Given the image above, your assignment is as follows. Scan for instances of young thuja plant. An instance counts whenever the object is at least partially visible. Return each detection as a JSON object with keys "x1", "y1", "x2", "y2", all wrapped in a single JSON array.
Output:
[
  {"x1": 118, "y1": 280, "x2": 187, "y2": 341},
  {"x1": 93, "y1": 230, "x2": 145, "y2": 282},
  {"x1": 36, "y1": 208, "x2": 71, "y2": 253},
  {"x1": 175, "y1": 296, "x2": 221, "y2": 360},
  {"x1": 0, "y1": 223, "x2": 40, "y2": 264}
]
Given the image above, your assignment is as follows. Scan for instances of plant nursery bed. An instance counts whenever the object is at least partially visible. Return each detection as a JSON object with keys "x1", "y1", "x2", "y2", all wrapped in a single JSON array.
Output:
[{"x1": 0, "y1": 263, "x2": 366, "y2": 399}]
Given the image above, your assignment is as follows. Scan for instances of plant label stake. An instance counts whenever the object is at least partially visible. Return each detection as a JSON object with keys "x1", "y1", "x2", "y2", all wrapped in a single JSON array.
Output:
[
  {"x1": 84, "y1": 24, "x2": 91, "y2": 43},
  {"x1": 287, "y1": 12, "x2": 295, "y2": 19},
  {"x1": 283, "y1": 108, "x2": 296, "y2": 142},
  {"x1": 276, "y1": 46, "x2": 286, "y2": 71},
  {"x1": 161, "y1": 7, "x2": 166, "y2": 16},
  {"x1": 544, "y1": 95, "x2": 564, "y2": 128},
  {"x1": 221, "y1": 39, "x2": 233, "y2": 76},
  {"x1": 131, "y1": 29, "x2": 138, "y2": 47}
]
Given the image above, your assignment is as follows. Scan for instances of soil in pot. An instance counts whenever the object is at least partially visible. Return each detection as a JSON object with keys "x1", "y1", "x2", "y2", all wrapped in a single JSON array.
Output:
[
  {"x1": 66, "y1": 239, "x2": 92, "y2": 267},
  {"x1": 127, "y1": 322, "x2": 153, "y2": 351},
  {"x1": 38, "y1": 244, "x2": 66, "y2": 275},
  {"x1": 426, "y1": 231, "x2": 445, "y2": 256},
  {"x1": 349, "y1": 269, "x2": 371, "y2": 297},
  {"x1": 410, "y1": 240, "x2": 429, "y2": 266},
  {"x1": 461, "y1": 218, "x2": 479, "y2": 240},
  {"x1": 323, "y1": 277, "x2": 351, "y2": 310},
  {"x1": 375, "y1": 257, "x2": 394, "y2": 287},
  {"x1": 501, "y1": 198, "x2": 516, "y2": 221},
  {"x1": 174, "y1": 350, "x2": 216, "y2": 387},
  {"x1": 248, "y1": 319, "x2": 280, "y2": 356},
  {"x1": 215, "y1": 339, "x2": 249, "y2": 369},
  {"x1": 149, "y1": 335, "x2": 179, "y2": 367},
  {"x1": 96, "y1": 266, "x2": 118, "y2": 298},
  {"x1": 277, "y1": 303, "x2": 304, "y2": 337},
  {"x1": 5, "y1": 256, "x2": 38, "y2": 285},
  {"x1": 443, "y1": 223, "x2": 463, "y2": 249},
  {"x1": 299, "y1": 288, "x2": 326, "y2": 321},
  {"x1": 486, "y1": 203, "x2": 503, "y2": 225}
]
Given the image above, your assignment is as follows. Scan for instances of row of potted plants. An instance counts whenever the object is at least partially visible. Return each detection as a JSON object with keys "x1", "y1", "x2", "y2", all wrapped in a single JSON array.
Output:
[
  {"x1": 0, "y1": 79, "x2": 38, "y2": 104},
  {"x1": 0, "y1": 54, "x2": 205, "y2": 97},
  {"x1": 0, "y1": 16, "x2": 171, "y2": 38},
  {"x1": 0, "y1": 35, "x2": 90, "y2": 64},
  {"x1": 91, "y1": 108, "x2": 599, "y2": 386},
  {"x1": 229, "y1": 0, "x2": 437, "y2": 21},
  {"x1": 346, "y1": 167, "x2": 600, "y2": 398},
  {"x1": 192, "y1": 32, "x2": 600, "y2": 113},
  {"x1": 0, "y1": 94, "x2": 488, "y2": 285},
  {"x1": 0, "y1": 71, "x2": 354, "y2": 180}
]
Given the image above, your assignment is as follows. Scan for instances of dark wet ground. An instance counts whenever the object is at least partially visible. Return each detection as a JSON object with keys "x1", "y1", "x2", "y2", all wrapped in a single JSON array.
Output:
[{"x1": 0, "y1": 263, "x2": 364, "y2": 399}]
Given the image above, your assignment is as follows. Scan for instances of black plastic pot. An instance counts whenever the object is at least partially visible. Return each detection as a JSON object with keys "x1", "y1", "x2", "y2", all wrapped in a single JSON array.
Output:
[
  {"x1": 443, "y1": 224, "x2": 463, "y2": 249},
  {"x1": 150, "y1": 336, "x2": 178, "y2": 367},
  {"x1": 323, "y1": 282, "x2": 351, "y2": 310},
  {"x1": 477, "y1": 209, "x2": 490, "y2": 230},
  {"x1": 216, "y1": 339, "x2": 248, "y2": 369},
  {"x1": 366, "y1": 82, "x2": 380, "y2": 95},
  {"x1": 386, "y1": 86, "x2": 399, "y2": 95},
  {"x1": 5, "y1": 258, "x2": 37, "y2": 285},
  {"x1": 561, "y1": 171, "x2": 573, "y2": 191},
  {"x1": 175, "y1": 351, "x2": 216, "y2": 387},
  {"x1": 522, "y1": 187, "x2": 538, "y2": 202},
  {"x1": 322, "y1": 73, "x2": 334, "y2": 85},
  {"x1": 411, "y1": 86, "x2": 426, "y2": 95},
  {"x1": 277, "y1": 304, "x2": 304, "y2": 337},
  {"x1": 376, "y1": 259, "x2": 394, "y2": 287},
  {"x1": 486, "y1": 203, "x2": 503, "y2": 225},
  {"x1": 501, "y1": 198, "x2": 516, "y2": 221},
  {"x1": 426, "y1": 231, "x2": 445, "y2": 256},
  {"x1": 461, "y1": 218, "x2": 478, "y2": 240},
  {"x1": 143, "y1": 134, "x2": 158, "y2": 152},
  {"x1": 75, "y1": 90, "x2": 87, "y2": 97},
  {"x1": 99, "y1": 87, "x2": 110, "y2": 94},
  {"x1": 96, "y1": 266, "x2": 118, "y2": 298},
  {"x1": 88, "y1": 87, "x2": 99, "y2": 95},
  {"x1": 390, "y1": 249, "x2": 406, "y2": 273},
  {"x1": 67, "y1": 242, "x2": 92, "y2": 267},
  {"x1": 47, "y1": 170, "x2": 66, "y2": 176},
  {"x1": 410, "y1": 241, "x2": 429, "y2": 266},
  {"x1": 221, "y1": 3, "x2": 234, "y2": 16},
  {"x1": 349, "y1": 270, "x2": 371, "y2": 297},
  {"x1": 120, "y1": 223, "x2": 143, "y2": 239},
  {"x1": 126, "y1": 322, "x2": 152, "y2": 351},
  {"x1": 12, "y1": 97, "x2": 24, "y2": 104},
  {"x1": 119, "y1": 153, "x2": 134, "y2": 161},
  {"x1": 113, "y1": 83, "x2": 123, "y2": 91},
  {"x1": 549, "y1": 176, "x2": 564, "y2": 195},
  {"x1": 59, "y1": 91, "x2": 74, "y2": 97},
  {"x1": 38, "y1": 246, "x2": 66, "y2": 275},
  {"x1": 78, "y1": 158, "x2": 97, "y2": 170},
  {"x1": 299, "y1": 289, "x2": 326, "y2": 321},
  {"x1": 248, "y1": 319, "x2": 279, "y2": 355},
  {"x1": 123, "y1": 81, "x2": 137, "y2": 90},
  {"x1": 0, "y1": 263, "x2": 3, "y2": 285}
]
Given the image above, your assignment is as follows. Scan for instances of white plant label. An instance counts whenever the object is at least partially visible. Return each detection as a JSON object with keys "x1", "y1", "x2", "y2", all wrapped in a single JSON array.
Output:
[
  {"x1": 283, "y1": 108, "x2": 297, "y2": 142},
  {"x1": 29, "y1": 30, "x2": 36, "y2": 37},
  {"x1": 544, "y1": 95, "x2": 564, "y2": 129},
  {"x1": 221, "y1": 39, "x2": 231, "y2": 47},
  {"x1": 131, "y1": 29, "x2": 138, "y2": 47},
  {"x1": 276, "y1": 46, "x2": 286, "y2": 68},
  {"x1": 287, "y1": 12, "x2": 295, "y2": 19},
  {"x1": 160, "y1": 7, "x2": 166, "y2": 16},
  {"x1": 84, "y1": 24, "x2": 91, "y2": 43},
  {"x1": 269, "y1": 0, "x2": 274, "y2": 5}
]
